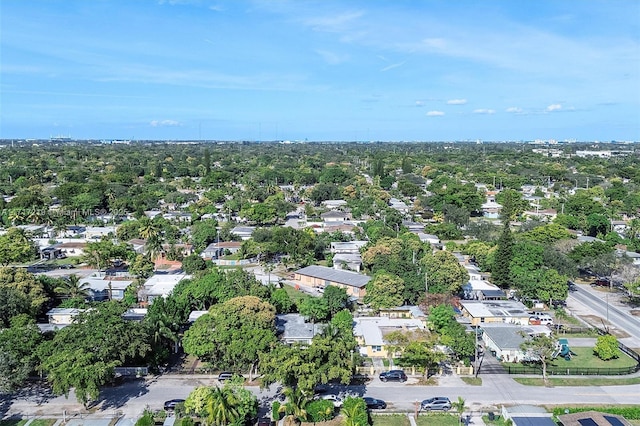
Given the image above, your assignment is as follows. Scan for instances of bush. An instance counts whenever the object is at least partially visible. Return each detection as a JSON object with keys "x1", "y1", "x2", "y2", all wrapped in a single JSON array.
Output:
[
  {"x1": 271, "y1": 401, "x2": 281, "y2": 421},
  {"x1": 552, "y1": 406, "x2": 640, "y2": 420},
  {"x1": 306, "y1": 400, "x2": 335, "y2": 422},
  {"x1": 135, "y1": 412, "x2": 154, "y2": 426},
  {"x1": 593, "y1": 335, "x2": 620, "y2": 361}
]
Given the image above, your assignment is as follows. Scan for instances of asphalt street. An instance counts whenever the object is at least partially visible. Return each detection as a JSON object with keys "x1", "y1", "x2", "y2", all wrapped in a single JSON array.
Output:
[{"x1": 3, "y1": 372, "x2": 640, "y2": 420}]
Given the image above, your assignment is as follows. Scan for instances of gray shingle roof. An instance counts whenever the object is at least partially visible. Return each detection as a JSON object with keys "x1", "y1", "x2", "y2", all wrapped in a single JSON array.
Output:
[{"x1": 295, "y1": 265, "x2": 371, "y2": 288}]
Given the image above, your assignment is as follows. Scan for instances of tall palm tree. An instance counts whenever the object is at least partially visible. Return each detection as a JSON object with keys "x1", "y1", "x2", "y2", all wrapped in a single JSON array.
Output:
[
  {"x1": 54, "y1": 274, "x2": 90, "y2": 300},
  {"x1": 206, "y1": 387, "x2": 240, "y2": 426}
]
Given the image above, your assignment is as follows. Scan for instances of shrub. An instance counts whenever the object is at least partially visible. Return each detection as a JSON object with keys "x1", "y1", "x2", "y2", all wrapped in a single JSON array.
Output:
[
  {"x1": 306, "y1": 400, "x2": 335, "y2": 422},
  {"x1": 271, "y1": 401, "x2": 281, "y2": 421},
  {"x1": 593, "y1": 335, "x2": 620, "y2": 361},
  {"x1": 135, "y1": 412, "x2": 154, "y2": 426}
]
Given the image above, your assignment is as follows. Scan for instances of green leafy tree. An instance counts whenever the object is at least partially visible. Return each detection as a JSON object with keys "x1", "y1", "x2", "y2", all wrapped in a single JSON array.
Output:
[
  {"x1": 0, "y1": 314, "x2": 42, "y2": 392},
  {"x1": 593, "y1": 334, "x2": 620, "y2": 361},
  {"x1": 520, "y1": 335, "x2": 557, "y2": 384},
  {"x1": 181, "y1": 254, "x2": 207, "y2": 274},
  {"x1": 183, "y1": 296, "x2": 277, "y2": 372},
  {"x1": 270, "y1": 288, "x2": 294, "y2": 314},
  {"x1": 0, "y1": 267, "x2": 48, "y2": 321},
  {"x1": 322, "y1": 285, "x2": 350, "y2": 316},
  {"x1": 0, "y1": 228, "x2": 38, "y2": 265},
  {"x1": 364, "y1": 271, "x2": 405, "y2": 310},
  {"x1": 37, "y1": 302, "x2": 152, "y2": 405},
  {"x1": 298, "y1": 297, "x2": 329, "y2": 323},
  {"x1": 422, "y1": 250, "x2": 469, "y2": 294}
]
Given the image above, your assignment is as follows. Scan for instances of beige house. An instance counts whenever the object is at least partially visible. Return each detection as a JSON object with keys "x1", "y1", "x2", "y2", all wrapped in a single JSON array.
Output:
[
  {"x1": 354, "y1": 316, "x2": 427, "y2": 358},
  {"x1": 294, "y1": 265, "x2": 370, "y2": 299},
  {"x1": 459, "y1": 300, "x2": 530, "y2": 326}
]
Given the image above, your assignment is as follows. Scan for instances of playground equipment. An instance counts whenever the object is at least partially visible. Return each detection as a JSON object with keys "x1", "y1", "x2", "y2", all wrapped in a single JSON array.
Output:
[{"x1": 552, "y1": 338, "x2": 577, "y2": 361}]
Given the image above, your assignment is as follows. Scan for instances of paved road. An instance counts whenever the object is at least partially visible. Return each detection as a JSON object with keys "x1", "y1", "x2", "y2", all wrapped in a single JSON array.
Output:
[
  {"x1": 3, "y1": 374, "x2": 640, "y2": 420},
  {"x1": 569, "y1": 284, "x2": 640, "y2": 347}
]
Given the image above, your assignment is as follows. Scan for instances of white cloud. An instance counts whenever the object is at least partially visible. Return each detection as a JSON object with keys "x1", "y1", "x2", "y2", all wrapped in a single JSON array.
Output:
[
  {"x1": 426, "y1": 110, "x2": 444, "y2": 116},
  {"x1": 546, "y1": 104, "x2": 562, "y2": 112},
  {"x1": 447, "y1": 99, "x2": 467, "y2": 105},
  {"x1": 506, "y1": 107, "x2": 522, "y2": 113},
  {"x1": 380, "y1": 61, "x2": 405, "y2": 72},
  {"x1": 415, "y1": 100, "x2": 425, "y2": 107},
  {"x1": 150, "y1": 119, "x2": 181, "y2": 127},
  {"x1": 473, "y1": 109, "x2": 495, "y2": 114}
]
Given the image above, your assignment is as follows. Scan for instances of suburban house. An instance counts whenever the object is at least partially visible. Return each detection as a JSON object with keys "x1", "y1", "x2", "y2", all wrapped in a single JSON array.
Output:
[
  {"x1": 459, "y1": 300, "x2": 531, "y2": 326},
  {"x1": 45, "y1": 308, "x2": 85, "y2": 325},
  {"x1": 276, "y1": 313, "x2": 326, "y2": 345},
  {"x1": 481, "y1": 323, "x2": 551, "y2": 363},
  {"x1": 231, "y1": 226, "x2": 255, "y2": 240},
  {"x1": 353, "y1": 316, "x2": 427, "y2": 358},
  {"x1": 56, "y1": 241, "x2": 87, "y2": 257},
  {"x1": 557, "y1": 411, "x2": 632, "y2": 426},
  {"x1": 321, "y1": 199, "x2": 348, "y2": 210},
  {"x1": 389, "y1": 198, "x2": 410, "y2": 214},
  {"x1": 462, "y1": 280, "x2": 506, "y2": 301},
  {"x1": 332, "y1": 253, "x2": 363, "y2": 272},
  {"x1": 330, "y1": 241, "x2": 367, "y2": 254},
  {"x1": 81, "y1": 277, "x2": 132, "y2": 301},
  {"x1": 201, "y1": 241, "x2": 242, "y2": 259},
  {"x1": 320, "y1": 210, "x2": 352, "y2": 223},
  {"x1": 378, "y1": 306, "x2": 427, "y2": 322},
  {"x1": 417, "y1": 233, "x2": 440, "y2": 245},
  {"x1": 85, "y1": 226, "x2": 117, "y2": 240},
  {"x1": 294, "y1": 265, "x2": 370, "y2": 299},
  {"x1": 481, "y1": 196, "x2": 502, "y2": 219},
  {"x1": 139, "y1": 273, "x2": 189, "y2": 304}
]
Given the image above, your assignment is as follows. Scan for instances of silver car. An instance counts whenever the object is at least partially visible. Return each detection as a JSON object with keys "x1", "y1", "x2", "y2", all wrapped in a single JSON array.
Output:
[{"x1": 421, "y1": 397, "x2": 451, "y2": 411}]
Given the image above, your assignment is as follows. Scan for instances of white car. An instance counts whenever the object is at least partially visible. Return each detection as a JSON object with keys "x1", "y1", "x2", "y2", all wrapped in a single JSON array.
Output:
[{"x1": 319, "y1": 394, "x2": 343, "y2": 407}]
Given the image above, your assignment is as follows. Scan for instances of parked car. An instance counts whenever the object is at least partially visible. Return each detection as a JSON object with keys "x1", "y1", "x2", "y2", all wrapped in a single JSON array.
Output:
[
  {"x1": 164, "y1": 399, "x2": 185, "y2": 410},
  {"x1": 593, "y1": 278, "x2": 611, "y2": 287},
  {"x1": 218, "y1": 372, "x2": 237, "y2": 381},
  {"x1": 59, "y1": 264, "x2": 75, "y2": 269},
  {"x1": 319, "y1": 394, "x2": 343, "y2": 407},
  {"x1": 363, "y1": 397, "x2": 387, "y2": 409},
  {"x1": 379, "y1": 369, "x2": 407, "y2": 382},
  {"x1": 420, "y1": 397, "x2": 452, "y2": 411}
]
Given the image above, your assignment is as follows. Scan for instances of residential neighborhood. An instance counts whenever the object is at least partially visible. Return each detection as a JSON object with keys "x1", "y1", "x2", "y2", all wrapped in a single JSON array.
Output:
[{"x1": 0, "y1": 140, "x2": 639, "y2": 426}]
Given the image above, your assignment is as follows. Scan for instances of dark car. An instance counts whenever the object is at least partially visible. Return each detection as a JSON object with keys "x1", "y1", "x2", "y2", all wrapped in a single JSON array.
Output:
[
  {"x1": 164, "y1": 399, "x2": 185, "y2": 410},
  {"x1": 218, "y1": 372, "x2": 237, "y2": 381},
  {"x1": 363, "y1": 397, "x2": 387, "y2": 410},
  {"x1": 379, "y1": 369, "x2": 407, "y2": 382},
  {"x1": 421, "y1": 397, "x2": 452, "y2": 411}
]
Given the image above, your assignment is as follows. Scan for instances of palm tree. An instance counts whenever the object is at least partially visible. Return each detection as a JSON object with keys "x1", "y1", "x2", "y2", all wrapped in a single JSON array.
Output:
[
  {"x1": 54, "y1": 274, "x2": 90, "y2": 300},
  {"x1": 206, "y1": 387, "x2": 240, "y2": 426},
  {"x1": 452, "y1": 396, "x2": 466, "y2": 424},
  {"x1": 279, "y1": 387, "x2": 309, "y2": 426}
]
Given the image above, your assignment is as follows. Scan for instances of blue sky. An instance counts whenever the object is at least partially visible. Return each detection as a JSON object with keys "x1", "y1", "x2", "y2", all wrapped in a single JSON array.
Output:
[{"x1": 1, "y1": 0, "x2": 639, "y2": 141}]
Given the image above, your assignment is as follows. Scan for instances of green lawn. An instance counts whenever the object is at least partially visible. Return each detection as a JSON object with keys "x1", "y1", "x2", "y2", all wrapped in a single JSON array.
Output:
[
  {"x1": 282, "y1": 283, "x2": 311, "y2": 304},
  {"x1": 371, "y1": 414, "x2": 411, "y2": 426},
  {"x1": 514, "y1": 376, "x2": 640, "y2": 386},
  {"x1": 416, "y1": 413, "x2": 461, "y2": 426},
  {"x1": 0, "y1": 421, "x2": 28, "y2": 426},
  {"x1": 0, "y1": 420, "x2": 55, "y2": 426},
  {"x1": 483, "y1": 414, "x2": 512, "y2": 426},
  {"x1": 550, "y1": 347, "x2": 637, "y2": 369},
  {"x1": 460, "y1": 377, "x2": 482, "y2": 386}
]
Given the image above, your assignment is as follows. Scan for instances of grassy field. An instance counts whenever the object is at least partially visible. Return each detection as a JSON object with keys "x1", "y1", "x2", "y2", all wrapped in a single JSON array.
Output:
[
  {"x1": 550, "y1": 346, "x2": 637, "y2": 369},
  {"x1": 460, "y1": 377, "x2": 482, "y2": 386},
  {"x1": 282, "y1": 283, "x2": 311, "y2": 304},
  {"x1": 514, "y1": 376, "x2": 640, "y2": 386},
  {"x1": 415, "y1": 413, "x2": 462, "y2": 426},
  {"x1": 0, "y1": 420, "x2": 56, "y2": 426},
  {"x1": 371, "y1": 414, "x2": 412, "y2": 426}
]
